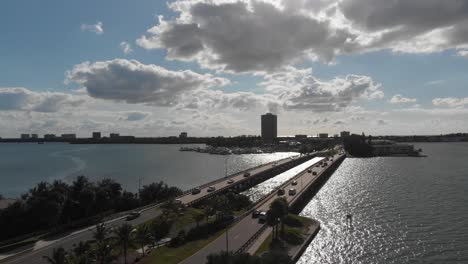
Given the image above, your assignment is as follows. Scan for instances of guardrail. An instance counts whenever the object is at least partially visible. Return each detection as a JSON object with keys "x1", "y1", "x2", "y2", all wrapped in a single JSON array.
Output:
[
  {"x1": 184, "y1": 155, "x2": 313, "y2": 207},
  {"x1": 235, "y1": 224, "x2": 268, "y2": 254},
  {"x1": 180, "y1": 155, "x2": 300, "y2": 196}
]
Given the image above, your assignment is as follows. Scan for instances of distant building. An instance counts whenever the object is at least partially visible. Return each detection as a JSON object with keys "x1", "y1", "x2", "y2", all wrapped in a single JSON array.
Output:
[
  {"x1": 179, "y1": 132, "x2": 188, "y2": 138},
  {"x1": 110, "y1": 133, "x2": 120, "y2": 139},
  {"x1": 61, "y1": 134, "x2": 76, "y2": 140},
  {"x1": 340, "y1": 131, "x2": 350, "y2": 138},
  {"x1": 44, "y1": 134, "x2": 56, "y2": 140},
  {"x1": 20, "y1": 134, "x2": 30, "y2": 139},
  {"x1": 31, "y1": 134, "x2": 38, "y2": 139},
  {"x1": 318, "y1": 133, "x2": 328, "y2": 139},
  {"x1": 295, "y1": 135, "x2": 308, "y2": 139},
  {"x1": 92, "y1": 132, "x2": 101, "y2": 139},
  {"x1": 261, "y1": 113, "x2": 277, "y2": 142},
  {"x1": 372, "y1": 143, "x2": 416, "y2": 156}
]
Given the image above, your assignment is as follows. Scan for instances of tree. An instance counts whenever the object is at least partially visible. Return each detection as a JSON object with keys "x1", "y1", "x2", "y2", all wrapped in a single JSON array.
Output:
[
  {"x1": 268, "y1": 198, "x2": 289, "y2": 238},
  {"x1": 193, "y1": 211, "x2": 205, "y2": 228},
  {"x1": 134, "y1": 225, "x2": 151, "y2": 257},
  {"x1": 113, "y1": 223, "x2": 134, "y2": 264},
  {"x1": 43, "y1": 247, "x2": 68, "y2": 264},
  {"x1": 93, "y1": 223, "x2": 108, "y2": 244}
]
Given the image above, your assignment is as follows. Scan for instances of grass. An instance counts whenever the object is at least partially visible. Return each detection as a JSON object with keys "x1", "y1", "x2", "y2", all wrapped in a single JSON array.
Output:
[
  {"x1": 173, "y1": 208, "x2": 204, "y2": 231},
  {"x1": 138, "y1": 229, "x2": 226, "y2": 264},
  {"x1": 254, "y1": 214, "x2": 314, "y2": 255}
]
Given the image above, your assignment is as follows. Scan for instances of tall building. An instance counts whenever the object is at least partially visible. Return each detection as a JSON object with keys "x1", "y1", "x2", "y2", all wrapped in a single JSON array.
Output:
[
  {"x1": 31, "y1": 134, "x2": 38, "y2": 139},
  {"x1": 110, "y1": 133, "x2": 120, "y2": 139},
  {"x1": 20, "y1": 134, "x2": 30, "y2": 139},
  {"x1": 92, "y1": 132, "x2": 101, "y2": 139},
  {"x1": 340, "y1": 131, "x2": 350, "y2": 138},
  {"x1": 261, "y1": 113, "x2": 277, "y2": 142}
]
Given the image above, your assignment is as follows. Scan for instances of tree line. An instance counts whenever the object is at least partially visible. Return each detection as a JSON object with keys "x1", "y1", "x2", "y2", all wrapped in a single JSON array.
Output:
[{"x1": 0, "y1": 176, "x2": 182, "y2": 241}]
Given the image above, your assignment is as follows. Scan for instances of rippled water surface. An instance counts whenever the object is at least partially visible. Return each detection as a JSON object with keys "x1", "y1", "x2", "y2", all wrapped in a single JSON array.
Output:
[
  {"x1": 297, "y1": 143, "x2": 468, "y2": 264},
  {"x1": 0, "y1": 143, "x2": 296, "y2": 197}
]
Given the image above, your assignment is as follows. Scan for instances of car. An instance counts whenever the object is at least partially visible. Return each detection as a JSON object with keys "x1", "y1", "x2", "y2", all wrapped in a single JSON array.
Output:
[
  {"x1": 291, "y1": 180, "x2": 298, "y2": 186},
  {"x1": 126, "y1": 211, "x2": 140, "y2": 221},
  {"x1": 252, "y1": 210, "x2": 260, "y2": 218},
  {"x1": 307, "y1": 169, "x2": 312, "y2": 173},
  {"x1": 227, "y1": 179, "x2": 234, "y2": 184},
  {"x1": 312, "y1": 171, "x2": 317, "y2": 175},
  {"x1": 174, "y1": 198, "x2": 183, "y2": 205},
  {"x1": 324, "y1": 162, "x2": 328, "y2": 166},
  {"x1": 243, "y1": 172, "x2": 251, "y2": 177},
  {"x1": 258, "y1": 211, "x2": 267, "y2": 222},
  {"x1": 288, "y1": 188, "x2": 297, "y2": 196},
  {"x1": 277, "y1": 189, "x2": 285, "y2": 196},
  {"x1": 207, "y1": 186, "x2": 216, "y2": 192},
  {"x1": 192, "y1": 188, "x2": 201, "y2": 195}
]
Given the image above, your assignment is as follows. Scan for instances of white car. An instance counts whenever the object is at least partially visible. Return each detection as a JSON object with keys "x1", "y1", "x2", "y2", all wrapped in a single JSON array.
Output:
[
  {"x1": 207, "y1": 186, "x2": 216, "y2": 192},
  {"x1": 289, "y1": 188, "x2": 297, "y2": 196}
]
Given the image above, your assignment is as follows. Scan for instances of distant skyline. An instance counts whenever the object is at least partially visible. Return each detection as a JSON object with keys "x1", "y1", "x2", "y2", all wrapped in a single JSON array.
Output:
[{"x1": 1, "y1": 0, "x2": 468, "y2": 137}]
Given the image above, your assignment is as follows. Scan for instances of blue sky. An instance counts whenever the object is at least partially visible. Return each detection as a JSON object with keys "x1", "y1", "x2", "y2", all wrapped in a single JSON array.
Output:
[{"x1": 0, "y1": 0, "x2": 467, "y2": 137}]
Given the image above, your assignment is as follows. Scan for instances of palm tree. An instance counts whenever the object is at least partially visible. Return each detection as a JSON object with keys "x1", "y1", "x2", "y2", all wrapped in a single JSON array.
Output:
[
  {"x1": 269, "y1": 198, "x2": 289, "y2": 236},
  {"x1": 93, "y1": 223, "x2": 108, "y2": 243},
  {"x1": 193, "y1": 211, "x2": 205, "y2": 227},
  {"x1": 134, "y1": 225, "x2": 151, "y2": 257},
  {"x1": 113, "y1": 223, "x2": 134, "y2": 264},
  {"x1": 43, "y1": 247, "x2": 68, "y2": 264}
]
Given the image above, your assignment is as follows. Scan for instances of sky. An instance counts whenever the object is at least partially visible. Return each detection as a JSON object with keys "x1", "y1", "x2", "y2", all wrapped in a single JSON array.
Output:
[{"x1": 1, "y1": 0, "x2": 468, "y2": 137}]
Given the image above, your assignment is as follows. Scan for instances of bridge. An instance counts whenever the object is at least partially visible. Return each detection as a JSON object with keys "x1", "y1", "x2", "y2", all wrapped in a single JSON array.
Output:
[
  {"x1": 180, "y1": 152, "x2": 346, "y2": 264},
  {"x1": 0, "y1": 154, "x2": 315, "y2": 264}
]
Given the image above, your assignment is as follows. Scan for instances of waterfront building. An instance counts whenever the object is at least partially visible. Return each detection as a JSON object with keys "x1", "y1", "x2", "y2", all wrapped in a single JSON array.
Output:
[
  {"x1": 44, "y1": 134, "x2": 56, "y2": 140},
  {"x1": 110, "y1": 133, "x2": 120, "y2": 139},
  {"x1": 92, "y1": 132, "x2": 101, "y2": 139},
  {"x1": 179, "y1": 132, "x2": 188, "y2": 138},
  {"x1": 261, "y1": 113, "x2": 277, "y2": 142},
  {"x1": 61, "y1": 134, "x2": 76, "y2": 140},
  {"x1": 20, "y1": 134, "x2": 30, "y2": 139},
  {"x1": 295, "y1": 135, "x2": 308, "y2": 139},
  {"x1": 31, "y1": 134, "x2": 38, "y2": 139},
  {"x1": 318, "y1": 133, "x2": 328, "y2": 139},
  {"x1": 340, "y1": 131, "x2": 351, "y2": 138}
]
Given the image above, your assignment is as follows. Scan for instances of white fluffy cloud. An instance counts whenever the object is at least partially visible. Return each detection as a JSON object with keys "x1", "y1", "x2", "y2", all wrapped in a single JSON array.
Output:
[
  {"x1": 137, "y1": 0, "x2": 359, "y2": 73},
  {"x1": 389, "y1": 94, "x2": 417, "y2": 104},
  {"x1": 0, "y1": 87, "x2": 85, "y2": 112},
  {"x1": 260, "y1": 67, "x2": 383, "y2": 112},
  {"x1": 136, "y1": 0, "x2": 468, "y2": 73},
  {"x1": 120, "y1": 42, "x2": 133, "y2": 54},
  {"x1": 432, "y1": 97, "x2": 468, "y2": 108},
  {"x1": 65, "y1": 59, "x2": 230, "y2": 106},
  {"x1": 81, "y1": 22, "x2": 104, "y2": 35}
]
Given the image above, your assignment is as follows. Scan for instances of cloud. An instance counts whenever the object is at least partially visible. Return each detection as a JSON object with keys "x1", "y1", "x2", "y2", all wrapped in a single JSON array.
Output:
[
  {"x1": 118, "y1": 111, "x2": 151, "y2": 121},
  {"x1": 377, "y1": 119, "x2": 388, "y2": 126},
  {"x1": 120, "y1": 42, "x2": 133, "y2": 54},
  {"x1": 137, "y1": 0, "x2": 359, "y2": 73},
  {"x1": 426, "y1": 80, "x2": 445, "y2": 86},
  {"x1": 0, "y1": 87, "x2": 85, "y2": 112},
  {"x1": 457, "y1": 50, "x2": 468, "y2": 58},
  {"x1": 389, "y1": 94, "x2": 417, "y2": 104},
  {"x1": 338, "y1": 0, "x2": 468, "y2": 54},
  {"x1": 136, "y1": 0, "x2": 468, "y2": 72},
  {"x1": 432, "y1": 97, "x2": 468, "y2": 108},
  {"x1": 81, "y1": 22, "x2": 104, "y2": 35},
  {"x1": 65, "y1": 59, "x2": 230, "y2": 106},
  {"x1": 260, "y1": 67, "x2": 384, "y2": 112}
]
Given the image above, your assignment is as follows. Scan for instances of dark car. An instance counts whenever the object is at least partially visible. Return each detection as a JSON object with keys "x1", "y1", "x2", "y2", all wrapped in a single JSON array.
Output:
[
  {"x1": 192, "y1": 188, "x2": 201, "y2": 195},
  {"x1": 126, "y1": 211, "x2": 140, "y2": 221},
  {"x1": 252, "y1": 210, "x2": 260, "y2": 218},
  {"x1": 312, "y1": 171, "x2": 317, "y2": 175},
  {"x1": 277, "y1": 189, "x2": 285, "y2": 196},
  {"x1": 244, "y1": 172, "x2": 251, "y2": 177},
  {"x1": 227, "y1": 179, "x2": 234, "y2": 184},
  {"x1": 307, "y1": 169, "x2": 312, "y2": 173}
]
